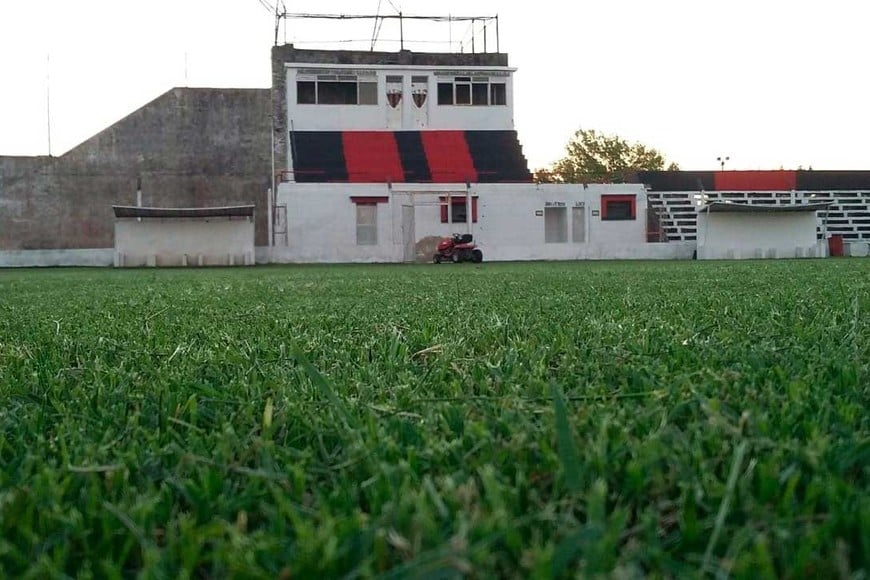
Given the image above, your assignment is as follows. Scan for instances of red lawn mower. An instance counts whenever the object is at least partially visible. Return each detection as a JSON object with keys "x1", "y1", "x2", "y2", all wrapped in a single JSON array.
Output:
[{"x1": 433, "y1": 233, "x2": 483, "y2": 263}]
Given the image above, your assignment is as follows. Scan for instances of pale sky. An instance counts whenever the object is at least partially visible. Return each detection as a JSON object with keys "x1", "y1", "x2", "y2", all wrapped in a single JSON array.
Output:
[{"x1": 1, "y1": 0, "x2": 869, "y2": 171}]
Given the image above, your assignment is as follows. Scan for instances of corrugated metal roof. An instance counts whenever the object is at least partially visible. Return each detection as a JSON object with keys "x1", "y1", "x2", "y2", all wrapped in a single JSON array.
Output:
[
  {"x1": 112, "y1": 205, "x2": 255, "y2": 218},
  {"x1": 699, "y1": 201, "x2": 832, "y2": 213}
]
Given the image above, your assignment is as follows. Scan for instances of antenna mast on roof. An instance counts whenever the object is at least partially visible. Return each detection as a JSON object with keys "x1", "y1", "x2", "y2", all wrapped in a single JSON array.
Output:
[
  {"x1": 274, "y1": 11, "x2": 499, "y2": 53},
  {"x1": 46, "y1": 54, "x2": 52, "y2": 157}
]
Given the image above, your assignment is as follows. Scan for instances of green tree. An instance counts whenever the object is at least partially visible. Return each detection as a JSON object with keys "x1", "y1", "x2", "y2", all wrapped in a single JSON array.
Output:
[{"x1": 537, "y1": 129, "x2": 679, "y2": 184}]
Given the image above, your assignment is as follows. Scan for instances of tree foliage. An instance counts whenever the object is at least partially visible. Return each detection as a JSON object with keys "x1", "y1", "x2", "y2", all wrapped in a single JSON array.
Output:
[{"x1": 537, "y1": 129, "x2": 679, "y2": 184}]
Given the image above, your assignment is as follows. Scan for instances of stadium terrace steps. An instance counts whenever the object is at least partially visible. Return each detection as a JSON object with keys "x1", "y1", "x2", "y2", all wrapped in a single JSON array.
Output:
[
  {"x1": 292, "y1": 131, "x2": 347, "y2": 182},
  {"x1": 420, "y1": 131, "x2": 478, "y2": 183},
  {"x1": 342, "y1": 131, "x2": 405, "y2": 183},
  {"x1": 290, "y1": 130, "x2": 532, "y2": 183}
]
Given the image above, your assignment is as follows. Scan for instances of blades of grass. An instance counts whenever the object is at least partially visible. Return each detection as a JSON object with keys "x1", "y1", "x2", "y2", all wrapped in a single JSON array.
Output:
[
  {"x1": 293, "y1": 349, "x2": 356, "y2": 430},
  {"x1": 702, "y1": 440, "x2": 749, "y2": 573},
  {"x1": 550, "y1": 381, "x2": 582, "y2": 493}
]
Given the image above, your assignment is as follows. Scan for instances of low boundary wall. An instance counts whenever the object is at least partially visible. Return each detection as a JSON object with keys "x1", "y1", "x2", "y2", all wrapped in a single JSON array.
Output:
[{"x1": 0, "y1": 249, "x2": 114, "y2": 268}]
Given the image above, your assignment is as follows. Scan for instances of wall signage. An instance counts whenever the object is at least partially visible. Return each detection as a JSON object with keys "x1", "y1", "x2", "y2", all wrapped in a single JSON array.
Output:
[
  {"x1": 544, "y1": 201, "x2": 566, "y2": 207},
  {"x1": 592, "y1": 209, "x2": 600, "y2": 216},
  {"x1": 535, "y1": 210, "x2": 544, "y2": 216}
]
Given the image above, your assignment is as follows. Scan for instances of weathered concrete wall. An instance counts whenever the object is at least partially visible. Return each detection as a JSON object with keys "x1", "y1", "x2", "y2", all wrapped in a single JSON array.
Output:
[
  {"x1": 697, "y1": 212, "x2": 824, "y2": 259},
  {"x1": 0, "y1": 249, "x2": 114, "y2": 267},
  {"x1": 270, "y1": 182, "x2": 696, "y2": 263},
  {"x1": 1, "y1": 88, "x2": 271, "y2": 251},
  {"x1": 115, "y1": 217, "x2": 255, "y2": 267}
]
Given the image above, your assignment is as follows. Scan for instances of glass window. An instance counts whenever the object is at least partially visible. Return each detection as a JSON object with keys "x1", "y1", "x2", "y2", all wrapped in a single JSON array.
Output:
[
  {"x1": 356, "y1": 204, "x2": 377, "y2": 245},
  {"x1": 318, "y1": 81, "x2": 357, "y2": 105},
  {"x1": 297, "y1": 81, "x2": 316, "y2": 104},
  {"x1": 472, "y1": 83, "x2": 488, "y2": 105},
  {"x1": 437, "y1": 83, "x2": 454, "y2": 105},
  {"x1": 451, "y1": 202, "x2": 467, "y2": 223},
  {"x1": 455, "y1": 84, "x2": 471, "y2": 105},
  {"x1": 602, "y1": 196, "x2": 636, "y2": 221},
  {"x1": 358, "y1": 81, "x2": 378, "y2": 105},
  {"x1": 490, "y1": 83, "x2": 506, "y2": 105}
]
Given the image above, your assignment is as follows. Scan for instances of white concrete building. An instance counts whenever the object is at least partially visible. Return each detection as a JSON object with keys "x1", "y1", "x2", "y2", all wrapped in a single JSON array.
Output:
[
  {"x1": 113, "y1": 206, "x2": 255, "y2": 267},
  {"x1": 264, "y1": 183, "x2": 693, "y2": 264},
  {"x1": 269, "y1": 45, "x2": 685, "y2": 263},
  {"x1": 695, "y1": 202, "x2": 830, "y2": 260}
]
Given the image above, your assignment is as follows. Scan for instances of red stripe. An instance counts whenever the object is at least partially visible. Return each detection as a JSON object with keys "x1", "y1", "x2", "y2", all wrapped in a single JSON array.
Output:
[
  {"x1": 350, "y1": 196, "x2": 389, "y2": 204},
  {"x1": 342, "y1": 132, "x2": 405, "y2": 183},
  {"x1": 714, "y1": 171, "x2": 797, "y2": 191},
  {"x1": 421, "y1": 131, "x2": 478, "y2": 183}
]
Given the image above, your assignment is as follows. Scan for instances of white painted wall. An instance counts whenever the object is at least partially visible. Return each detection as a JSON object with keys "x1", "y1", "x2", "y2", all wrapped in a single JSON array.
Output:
[
  {"x1": 697, "y1": 211, "x2": 825, "y2": 259},
  {"x1": 114, "y1": 218, "x2": 255, "y2": 267},
  {"x1": 286, "y1": 64, "x2": 515, "y2": 136},
  {"x1": 0, "y1": 249, "x2": 114, "y2": 268},
  {"x1": 272, "y1": 182, "x2": 694, "y2": 263}
]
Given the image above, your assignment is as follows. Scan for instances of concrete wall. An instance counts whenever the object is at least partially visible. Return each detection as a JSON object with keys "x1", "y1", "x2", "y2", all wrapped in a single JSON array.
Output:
[
  {"x1": 697, "y1": 211, "x2": 824, "y2": 259},
  {"x1": 0, "y1": 88, "x2": 271, "y2": 252},
  {"x1": 114, "y1": 218, "x2": 255, "y2": 267},
  {"x1": 0, "y1": 249, "x2": 114, "y2": 268},
  {"x1": 271, "y1": 182, "x2": 694, "y2": 263}
]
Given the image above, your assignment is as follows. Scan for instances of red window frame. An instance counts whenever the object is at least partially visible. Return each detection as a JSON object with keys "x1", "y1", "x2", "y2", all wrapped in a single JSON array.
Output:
[
  {"x1": 600, "y1": 194, "x2": 636, "y2": 221},
  {"x1": 439, "y1": 196, "x2": 478, "y2": 223},
  {"x1": 349, "y1": 196, "x2": 389, "y2": 204}
]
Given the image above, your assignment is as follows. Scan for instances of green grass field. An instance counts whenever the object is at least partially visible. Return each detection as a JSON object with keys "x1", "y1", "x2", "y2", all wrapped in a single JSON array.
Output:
[{"x1": 0, "y1": 260, "x2": 867, "y2": 578}]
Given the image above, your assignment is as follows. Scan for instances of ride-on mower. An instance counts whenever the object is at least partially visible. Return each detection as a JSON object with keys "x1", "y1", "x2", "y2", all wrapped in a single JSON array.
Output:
[{"x1": 433, "y1": 233, "x2": 483, "y2": 263}]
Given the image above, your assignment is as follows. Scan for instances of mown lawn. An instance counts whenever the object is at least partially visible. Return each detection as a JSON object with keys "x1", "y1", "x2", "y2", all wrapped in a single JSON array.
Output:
[{"x1": 0, "y1": 260, "x2": 867, "y2": 578}]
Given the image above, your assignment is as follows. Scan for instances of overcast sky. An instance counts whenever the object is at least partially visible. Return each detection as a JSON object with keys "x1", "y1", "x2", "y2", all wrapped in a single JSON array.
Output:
[{"x1": 2, "y1": 0, "x2": 869, "y2": 170}]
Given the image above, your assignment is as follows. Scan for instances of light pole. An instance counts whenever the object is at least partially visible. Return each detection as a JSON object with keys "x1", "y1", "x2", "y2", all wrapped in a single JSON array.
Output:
[{"x1": 717, "y1": 156, "x2": 730, "y2": 171}]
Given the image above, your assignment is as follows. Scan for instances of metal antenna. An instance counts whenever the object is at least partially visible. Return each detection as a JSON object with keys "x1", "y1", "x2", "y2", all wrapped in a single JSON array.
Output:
[{"x1": 46, "y1": 54, "x2": 53, "y2": 157}]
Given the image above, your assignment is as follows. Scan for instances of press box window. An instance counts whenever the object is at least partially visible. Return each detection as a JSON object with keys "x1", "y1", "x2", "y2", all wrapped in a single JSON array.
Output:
[
  {"x1": 437, "y1": 76, "x2": 505, "y2": 106},
  {"x1": 297, "y1": 81, "x2": 316, "y2": 104},
  {"x1": 601, "y1": 195, "x2": 637, "y2": 221},
  {"x1": 297, "y1": 76, "x2": 377, "y2": 105},
  {"x1": 358, "y1": 82, "x2": 378, "y2": 104},
  {"x1": 318, "y1": 81, "x2": 357, "y2": 105},
  {"x1": 472, "y1": 80, "x2": 488, "y2": 105},
  {"x1": 437, "y1": 83, "x2": 454, "y2": 105},
  {"x1": 455, "y1": 77, "x2": 471, "y2": 105},
  {"x1": 490, "y1": 82, "x2": 506, "y2": 105}
]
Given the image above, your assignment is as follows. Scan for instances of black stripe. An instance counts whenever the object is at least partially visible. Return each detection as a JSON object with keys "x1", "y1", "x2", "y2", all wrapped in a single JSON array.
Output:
[
  {"x1": 291, "y1": 131, "x2": 347, "y2": 182},
  {"x1": 796, "y1": 171, "x2": 870, "y2": 191},
  {"x1": 464, "y1": 130, "x2": 532, "y2": 183},
  {"x1": 394, "y1": 131, "x2": 431, "y2": 182},
  {"x1": 635, "y1": 171, "x2": 715, "y2": 191}
]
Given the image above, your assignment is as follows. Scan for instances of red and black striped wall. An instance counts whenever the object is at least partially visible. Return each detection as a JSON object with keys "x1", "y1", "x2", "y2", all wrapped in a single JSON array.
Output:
[
  {"x1": 636, "y1": 170, "x2": 870, "y2": 191},
  {"x1": 290, "y1": 130, "x2": 533, "y2": 183}
]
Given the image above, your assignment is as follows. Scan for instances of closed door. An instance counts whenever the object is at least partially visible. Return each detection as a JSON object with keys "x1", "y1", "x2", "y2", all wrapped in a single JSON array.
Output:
[{"x1": 401, "y1": 205, "x2": 415, "y2": 262}]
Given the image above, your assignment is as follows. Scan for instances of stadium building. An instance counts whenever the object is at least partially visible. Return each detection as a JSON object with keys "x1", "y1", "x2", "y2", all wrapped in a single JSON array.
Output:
[{"x1": 1, "y1": 13, "x2": 869, "y2": 266}]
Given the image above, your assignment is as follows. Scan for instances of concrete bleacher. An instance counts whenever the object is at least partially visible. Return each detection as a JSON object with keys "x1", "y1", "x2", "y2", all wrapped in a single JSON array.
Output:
[{"x1": 290, "y1": 130, "x2": 533, "y2": 184}]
